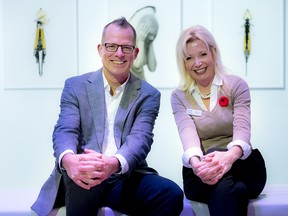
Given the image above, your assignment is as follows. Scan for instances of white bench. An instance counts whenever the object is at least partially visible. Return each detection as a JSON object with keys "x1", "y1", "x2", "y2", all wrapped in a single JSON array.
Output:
[
  {"x1": 36, "y1": 198, "x2": 195, "y2": 216},
  {"x1": 188, "y1": 185, "x2": 288, "y2": 216},
  {"x1": 0, "y1": 185, "x2": 287, "y2": 216}
]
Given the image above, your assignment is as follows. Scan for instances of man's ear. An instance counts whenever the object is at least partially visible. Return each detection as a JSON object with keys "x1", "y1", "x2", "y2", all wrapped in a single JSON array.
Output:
[
  {"x1": 134, "y1": 47, "x2": 140, "y2": 59},
  {"x1": 97, "y1": 44, "x2": 103, "y2": 56}
]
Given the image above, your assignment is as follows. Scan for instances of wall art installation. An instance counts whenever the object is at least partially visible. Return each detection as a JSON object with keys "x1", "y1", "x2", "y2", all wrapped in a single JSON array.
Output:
[
  {"x1": 107, "y1": 0, "x2": 181, "y2": 88},
  {"x1": 2, "y1": 0, "x2": 285, "y2": 89},
  {"x1": 212, "y1": 0, "x2": 285, "y2": 89},
  {"x1": 243, "y1": 9, "x2": 252, "y2": 76},
  {"x1": 34, "y1": 8, "x2": 48, "y2": 77},
  {"x1": 129, "y1": 6, "x2": 159, "y2": 80},
  {"x1": 3, "y1": 0, "x2": 78, "y2": 89}
]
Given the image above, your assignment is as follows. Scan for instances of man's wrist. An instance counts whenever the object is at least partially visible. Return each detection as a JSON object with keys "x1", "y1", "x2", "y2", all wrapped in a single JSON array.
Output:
[
  {"x1": 59, "y1": 150, "x2": 74, "y2": 169},
  {"x1": 109, "y1": 156, "x2": 121, "y2": 174},
  {"x1": 61, "y1": 152, "x2": 74, "y2": 170},
  {"x1": 116, "y1": 162, "x2": 122, "y2": 174}
]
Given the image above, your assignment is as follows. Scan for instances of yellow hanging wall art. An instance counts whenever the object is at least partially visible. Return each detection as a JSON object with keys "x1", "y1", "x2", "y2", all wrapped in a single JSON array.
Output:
[{"x1": 34, "y1": 8, "x2": 49, "y2": 76}]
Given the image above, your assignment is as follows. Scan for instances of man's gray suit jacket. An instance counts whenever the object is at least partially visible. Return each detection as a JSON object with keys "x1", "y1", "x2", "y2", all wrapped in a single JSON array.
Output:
[{"x1": 31, "y1": 69, "x2": 161, "y2": 216}]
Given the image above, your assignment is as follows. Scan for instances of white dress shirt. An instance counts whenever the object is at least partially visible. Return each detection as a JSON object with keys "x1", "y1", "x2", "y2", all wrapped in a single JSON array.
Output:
[{"x1": 102, "y1": 74, "x2": 129, "y2": 173}]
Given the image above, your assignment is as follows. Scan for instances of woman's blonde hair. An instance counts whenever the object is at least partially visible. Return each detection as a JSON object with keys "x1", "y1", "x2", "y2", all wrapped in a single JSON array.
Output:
[{"x1": 175, "y1": 25, "x2": 227, "y2": 92}]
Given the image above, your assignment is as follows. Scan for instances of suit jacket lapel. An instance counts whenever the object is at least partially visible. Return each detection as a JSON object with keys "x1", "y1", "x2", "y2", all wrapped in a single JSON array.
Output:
[
  {"x1": 114, "y1": 74, "x2": 140, "y2": 148},
  {"x1": 86, "y1": 70, "x2": 105, "y2": 151}
]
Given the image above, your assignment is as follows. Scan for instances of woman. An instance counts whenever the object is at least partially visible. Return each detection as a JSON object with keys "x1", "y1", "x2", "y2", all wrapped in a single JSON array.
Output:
[{"x1": 171, "y1": 25, "x2": 266, "y2": 216}]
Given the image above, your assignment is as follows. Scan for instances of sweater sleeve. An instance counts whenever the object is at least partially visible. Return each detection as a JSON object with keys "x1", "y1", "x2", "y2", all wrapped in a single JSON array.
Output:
[
  {"x1": 171, "y1": 90, "x2": 203, "y2": 167},
  {"x1": 229, "y1": 76, "x2": 251, "y2": 145}
]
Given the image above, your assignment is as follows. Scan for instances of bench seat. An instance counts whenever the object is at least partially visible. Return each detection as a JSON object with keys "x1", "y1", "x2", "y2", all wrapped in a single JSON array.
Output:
[
  {"x1": 0, "y1": 185, "x2": 287, "y2": 216},
  {"x1": 188, "y1": 184, "x2": 288, "y2": 216}
]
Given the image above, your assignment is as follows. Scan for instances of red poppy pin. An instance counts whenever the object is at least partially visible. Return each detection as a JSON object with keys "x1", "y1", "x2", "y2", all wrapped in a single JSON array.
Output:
[{"x1": 219, "y1": 96, "x2": 229, "y2": 107}]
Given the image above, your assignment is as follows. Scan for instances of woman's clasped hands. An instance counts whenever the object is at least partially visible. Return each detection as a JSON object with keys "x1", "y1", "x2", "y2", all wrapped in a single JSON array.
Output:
[{"x1": 190, "y1": 148, "x2": 241, "y2": 185}]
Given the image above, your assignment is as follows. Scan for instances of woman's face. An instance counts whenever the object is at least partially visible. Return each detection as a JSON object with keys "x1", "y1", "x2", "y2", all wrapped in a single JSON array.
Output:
[{"x1": 184, "y1": 39, "x2": 215, "y2": 87}]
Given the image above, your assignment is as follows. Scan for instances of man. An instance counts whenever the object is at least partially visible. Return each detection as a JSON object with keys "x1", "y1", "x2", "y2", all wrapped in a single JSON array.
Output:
[{"x1": 31, "y1": 17, "x2": 183, "y2": 216}]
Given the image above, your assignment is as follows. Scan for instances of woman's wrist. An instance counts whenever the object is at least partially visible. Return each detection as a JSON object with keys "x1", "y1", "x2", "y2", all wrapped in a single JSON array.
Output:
[
  {"x1": 228, "y1": 145, "x2": 243, "y2": 162},
  {"x1": 189, "y1": 155, "x2": 201, "y2": 168}
]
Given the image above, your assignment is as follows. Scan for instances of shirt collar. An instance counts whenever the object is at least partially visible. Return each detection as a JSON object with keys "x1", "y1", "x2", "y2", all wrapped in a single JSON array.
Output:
[
  {"x1": 189, "y1": 73, "x2": 223, "y2": 94},
  {"x1": 103, "y1": 73, "x2": 130, "y2": 95}
]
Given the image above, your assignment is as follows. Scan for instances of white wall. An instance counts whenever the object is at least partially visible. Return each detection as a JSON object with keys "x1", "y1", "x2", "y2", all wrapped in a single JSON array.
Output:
[{"x1": 0, "y1": 0, "x2": 287, "y2": 195}]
